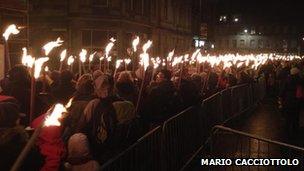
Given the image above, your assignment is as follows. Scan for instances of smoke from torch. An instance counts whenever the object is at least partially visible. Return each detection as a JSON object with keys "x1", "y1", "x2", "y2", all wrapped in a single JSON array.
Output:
[
  {"x1": 3, "y1": 24, "x2": 20, "y2": 41},
  {"x1": 43, "y1": 37, "x2": 63, "y2": 56}
]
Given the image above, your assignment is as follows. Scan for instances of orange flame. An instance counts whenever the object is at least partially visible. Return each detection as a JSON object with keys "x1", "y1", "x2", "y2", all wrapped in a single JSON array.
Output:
[
  {"x1": 132, "y1": 36, "x2": 140, "y2": 52},
  {"x1": 67, "y1": 56, "x2": 74, "y2": 65},
  {"x1": 3, "y1": 24, "x2": 20, "y2": 40},
  {"x1": 79, "y1": 49, "x2": 87, "y2": 63},
  {"x1": 34, "y1": 57, "x2": 49, "y2": 79},
  {"x1": 60, "y1": 49, "x2": 67, "y2": 62},
  {"x1": 43, "y1": 37, "x2": 63, "y2": 56}
]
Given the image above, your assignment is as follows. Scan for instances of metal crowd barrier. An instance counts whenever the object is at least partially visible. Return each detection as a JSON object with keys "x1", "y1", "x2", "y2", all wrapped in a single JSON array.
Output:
[
  {"x1": 100, "y1": 126, "x2": 162, "y2": 171},
  {"x1": 162, "y1": 107, "x2": 201, "y2": 171},
  {"x1": 183, "y1": 125, "x2": 304, "y2": 170},
  {"x1": 101, "y1": 80, "x2": 265, "y2": 171}
]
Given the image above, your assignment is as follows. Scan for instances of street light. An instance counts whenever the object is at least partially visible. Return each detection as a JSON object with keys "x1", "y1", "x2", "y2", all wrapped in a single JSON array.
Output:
[
  {"x1": 244, "y1": 29, "x2": 248, "y2": 33},
  {"x1": 234, "y1": 18, "x2": 239, "y2": 22}
]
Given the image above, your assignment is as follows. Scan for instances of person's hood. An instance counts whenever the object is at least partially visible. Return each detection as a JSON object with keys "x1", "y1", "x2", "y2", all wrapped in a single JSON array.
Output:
[{"x1": 67, "y1": 133, "x2": 91, "y2": 163}]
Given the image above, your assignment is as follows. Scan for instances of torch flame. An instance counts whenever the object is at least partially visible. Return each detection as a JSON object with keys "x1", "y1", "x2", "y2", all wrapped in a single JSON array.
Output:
[
  {"x1": 65, "y1": 98, "x2": 73, "y2": 109},
  {"x1": 139, "y1": 53, "x2": 150, "y2": 71},
  {"x1": 44, "y1": 104, "x2": 67, "y2": 127},
  {"x1": 79, "y1": 49, "x2": 87, "y2": 63},
  {"x1": 115, "y1": 59, "x2": 123, "y2": 69},
  {"x1": 67, "y1": 56, "x2": 74, "y2": 65},
  {"x1": 60, "y1": 49, "x2": 67, "y2": 62},
  {"x1": 89, "y1": 52, "x2": 97, "y2": 62},
  {"x1": 191, "y1": 49, "x2": 200, "y2": 61},
  {"x1": 3, "y1": 24, "x2": 20, "y2": 41},
  {"x1": 237, "y1": 62, "x2": 244, "y2": 68},
  {"x1": 21, "y1": 47, "x2": 28, "y2": 65},
  {"x1": 124, "y1": 58, "x2": 131, "y2": 64},
  {"x1": 142, "y1": 40, "x2": 152, "y2": 53},
  {"x1": 34, "y1": 57, "x2": 49, "y2": 79},
  {"x1": 167, "y1": 49, "x2": 175, "y2": 62},
  {"x1": 105, "y1": 38, "x2": 116, "y2": 58},
  {"x1": 43, "y1": 37, "x2": 64, "y2": 56},
  {"x1": 132, "y1": 36, "x2": 140, "y2": 52},
  {"x1": 21, "y1": 48, "x2": 35, "y2": 68},
  {"x1": 151, "y1": 57, "x2": 161, "y2": 69}
]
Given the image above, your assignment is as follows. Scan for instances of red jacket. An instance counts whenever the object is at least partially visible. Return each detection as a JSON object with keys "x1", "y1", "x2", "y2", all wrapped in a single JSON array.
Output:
[
  {"x1": 0, "y1": 95, "x2": 17, "y2": 103},
  {"x1": 31, "y1": 114, "x2": 65, "y2": 171}
]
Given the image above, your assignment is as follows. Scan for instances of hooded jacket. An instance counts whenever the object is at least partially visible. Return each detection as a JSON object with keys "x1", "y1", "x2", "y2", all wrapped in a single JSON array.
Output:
[{"x1": 65, "y1": 133, "x2": 100, "y2": 171}]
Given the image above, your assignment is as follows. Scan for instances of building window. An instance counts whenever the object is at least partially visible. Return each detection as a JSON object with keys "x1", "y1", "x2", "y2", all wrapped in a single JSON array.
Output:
[
  {"x1": 82, "y1": 30, "x2": 117, "y2": 53},
  {"x1": 258, "y1": 40, "x2": 263, "y2": 48},
  {"x1": 250, "y1": 40, "x2": 255, "y2": 48},
  {"x1": 134, "y1": 0, "x2": 143, "y2": 15},
  {"x1": 233, "y1": 39, "x2": 237, "y2": 48},
  {"x1": 219, "y1": 15, "x2": 227, "y2": 22},
  {"x1": 250, "y1": 27, "x2": 256, "y2": 34},
  {"x1": 225, "y1": 39, "x2": 229, "y2": 48},
  {"x1": 239, "y1": 40, "x2": 245, "y2": 48}
]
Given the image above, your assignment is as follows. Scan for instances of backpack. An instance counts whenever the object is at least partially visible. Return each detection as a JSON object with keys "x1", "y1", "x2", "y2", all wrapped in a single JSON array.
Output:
[{"x1": 90, "y1": 97, "x2": 118, "y2": 145}]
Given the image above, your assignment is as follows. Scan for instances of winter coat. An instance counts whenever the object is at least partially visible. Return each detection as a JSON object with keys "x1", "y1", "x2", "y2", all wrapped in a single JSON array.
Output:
[
  {"x1": 65, "y1": 133, "x2": 100, "y2": 171},
  {"x1": 0, "y1": 126, "x2": 43, "y2": 171},
  {"x1": 62, "y1": 100, "x2": 90, "y2": 142},
  {"x1": 141, "y1": 81, "x2": 181, "y2": 124},
  {"x1": 83, "y1": 97, "x2": 135, "y2": 162},
  {"x1": 31, "y1": 114, "x2": 66, "y2": 171}
]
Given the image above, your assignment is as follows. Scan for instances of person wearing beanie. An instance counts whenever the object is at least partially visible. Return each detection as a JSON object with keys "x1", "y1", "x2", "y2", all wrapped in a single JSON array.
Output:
[
  {"x1": 115, "y1": 71, "x2": 138, "y2": 104},
  {"x1": 65, "y1": 133, "x2": 100, "y2": 171},
  {"x1": 62, "y1": 74, "x2": 95, "y2": 141},
  {"x1": 74, "y1": 74, "x2": 95, "y2": 102}
]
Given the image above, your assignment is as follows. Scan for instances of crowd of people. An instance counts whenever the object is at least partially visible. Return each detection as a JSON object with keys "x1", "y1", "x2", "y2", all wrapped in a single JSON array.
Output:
[{"x1": 0, "y1": 55, "x2": 303, "y2": 170}]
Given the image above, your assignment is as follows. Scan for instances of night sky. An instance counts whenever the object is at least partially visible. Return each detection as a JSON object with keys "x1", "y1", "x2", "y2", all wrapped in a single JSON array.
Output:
[{"x1": 214, "y1": 0, "x2": 303, "y2": 24}]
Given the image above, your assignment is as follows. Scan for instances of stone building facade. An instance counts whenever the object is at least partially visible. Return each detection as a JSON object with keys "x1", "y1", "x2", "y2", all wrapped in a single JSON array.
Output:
[
  {"x1": 29, "y1": 0, "x2": 201, "y2": 58},
  {"x1": 1, "y1": 0, "x2": 201, "y2": 69}
]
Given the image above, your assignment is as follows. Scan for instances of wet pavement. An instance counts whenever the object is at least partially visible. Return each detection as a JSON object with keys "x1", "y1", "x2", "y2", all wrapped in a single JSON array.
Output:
[
  {"x1": 228, "y1": 98, "x2": 287, "y2": 143},
  {"x1": 185, "y1": 98, "x2": 304, "y2": 170}
]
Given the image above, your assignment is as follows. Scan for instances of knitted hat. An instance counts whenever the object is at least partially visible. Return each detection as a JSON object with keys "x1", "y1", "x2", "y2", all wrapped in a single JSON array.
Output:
[{"x1": 290, "y1": 67, "x2": 300, "y2": 75}]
